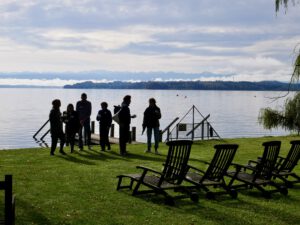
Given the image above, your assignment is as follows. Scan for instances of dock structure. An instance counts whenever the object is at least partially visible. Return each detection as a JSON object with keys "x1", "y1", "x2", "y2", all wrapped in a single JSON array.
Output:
[
  {"x1": 89, "y1": 133, "x2": 141, "y2": 145},
  {"x1": 77, "y1": 123, "x2": 141, "y2": 145},
  {"x1": 33, "y1": 121, "x2": 141, "y2": 147}
]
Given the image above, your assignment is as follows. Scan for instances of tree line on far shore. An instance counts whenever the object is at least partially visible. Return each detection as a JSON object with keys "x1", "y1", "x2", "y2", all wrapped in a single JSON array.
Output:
[{"x1": 64, "y1": 80, "x2": 300, "y2": 91}]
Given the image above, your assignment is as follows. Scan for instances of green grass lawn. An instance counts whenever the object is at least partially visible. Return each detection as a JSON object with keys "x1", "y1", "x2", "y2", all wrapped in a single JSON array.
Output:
[{"x1": 0, "y1": 136, "x2": 300, "y2": 225}]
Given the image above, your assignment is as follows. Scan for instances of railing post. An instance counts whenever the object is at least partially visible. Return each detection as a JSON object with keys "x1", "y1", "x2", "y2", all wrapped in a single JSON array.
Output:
[
  {"x1": 131, "y1": 127, "x2": 136, "y2": 142},
  {"x1": 159, "y1": 130, "x2": 162, "y2": 142},
  {"x1": 110, "y1": 124, "x2": 115, "y2": 138},
  {"x1": 161, "y1": 117, "x2": 179, "y2": 142},
  {"x1": 210, "y1": 126, "x2": 214, "y2": 137},
  {"x1": 201, "y1": 121, "x2": 204, "y2": 140},
  {"x1": 128, "y1": 130, "x2": 132, "y2": 143},
  {"x1": 166, "y1": 128, "x2": 170, "y2": 142},
  {"x1": 91, "y1": 121, "x2": 95, "y2": 134}
]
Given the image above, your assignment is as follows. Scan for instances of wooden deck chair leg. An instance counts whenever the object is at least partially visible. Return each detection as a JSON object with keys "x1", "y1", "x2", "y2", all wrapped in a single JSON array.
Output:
[
  {"x1": 268, "y1": 181, "x2": 288, "y2": 196},
  {"x1": 117, "y1": 176, "x2": 137, "y2": 191},
  {"x1": 220, "y1": 182, "x2": 238, "y2": 199},
  {"x1": 273, "y1": 175, "x2": 293, "y2": 188},
  {"x1": 132, "y1": 179, "x2": 142, "y2": 196},
  {"x1": 116, "y1": 176, "x2": 123, "y2": 190}
]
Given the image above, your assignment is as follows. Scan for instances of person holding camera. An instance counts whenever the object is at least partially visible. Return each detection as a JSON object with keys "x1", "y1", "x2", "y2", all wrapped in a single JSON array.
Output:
[
  {"x1": 62, "y1": 104, "x2": 80, "y2": 153},
  {"x1": 118, "y1": 95, "x2": 136, "y2": 156}
]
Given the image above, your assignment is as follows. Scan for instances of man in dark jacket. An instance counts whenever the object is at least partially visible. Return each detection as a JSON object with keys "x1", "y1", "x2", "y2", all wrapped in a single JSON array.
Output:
[
  {"x1": 49, "y1": 99, "x2": 66, "y2": 155},
  {"x1": 96, "y1": 102, "x2": 112, "y2": 151},
  {"x1": 143, "y1": 98, "x2": 161, "y2": 154},
  {"x1": 76, "y1": 93, "x2": 92, "y2": 150},
  {"x1": 118, "y1": 95, "x2": 136, "y2": 156}
]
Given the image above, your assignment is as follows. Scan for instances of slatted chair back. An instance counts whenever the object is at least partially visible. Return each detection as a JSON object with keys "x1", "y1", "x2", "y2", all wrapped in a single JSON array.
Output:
[
  {"x1": 256, "y1": 141, "x2": 281, "y2": 180},
  {"x1": 202, "y1": 144, "x2": 238, "y2": 181},
  {"x1": 162, "y1": 140, "x2": 193, "y2": 184},
  {"x1": 278, "y1": 140, "x2": 300, "y2": 172}
]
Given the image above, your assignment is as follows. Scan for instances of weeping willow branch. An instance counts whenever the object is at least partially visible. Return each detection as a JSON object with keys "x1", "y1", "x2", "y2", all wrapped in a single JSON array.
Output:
[
  {"x1": 291, "y1": 45, "x2": 300, "y2": 82},
  {"x1": 259, "y1": 92, "x2": 300, "y2": 133},
  {"x1": 266, "y1": 44, "x2": 300, "y2": 102},
  {"x1": 276, "y1": 0, "x2": 297, "y2": 12}
]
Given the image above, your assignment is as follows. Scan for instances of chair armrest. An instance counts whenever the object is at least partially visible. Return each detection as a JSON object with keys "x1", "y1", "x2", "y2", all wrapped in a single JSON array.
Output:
[
  {"x1": 136, "y1": 165, "x2": 163, "y2": 176},
  {"x1": 248, "y1": 160, "x2": 259, "y2": 165},
  {"x1": 187, "y1": 164, "x2": 205, "y2": 174},
  {"x1": 198, "y1": 159, "x2": 210, "y2": 165},
  {"x1": 230, "y1": 163, "x2": 254, "y2": 172},
  {"x1": 246, "y1": 160, "x2": 260, "y2": 169}
]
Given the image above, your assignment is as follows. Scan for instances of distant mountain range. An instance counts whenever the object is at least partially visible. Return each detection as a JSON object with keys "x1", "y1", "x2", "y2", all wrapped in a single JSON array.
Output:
[
  {"x1": 0, "y1": 71, "x2": 229, "y2": 81},
  {"x1": 64, "y1": 80, "x2": 300, "y2": 91}
]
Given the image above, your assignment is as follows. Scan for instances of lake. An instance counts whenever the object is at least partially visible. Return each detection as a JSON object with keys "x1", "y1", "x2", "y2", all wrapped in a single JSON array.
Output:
[{"x1": 0, "y1": 88, "x2": 293, "y2": 149}]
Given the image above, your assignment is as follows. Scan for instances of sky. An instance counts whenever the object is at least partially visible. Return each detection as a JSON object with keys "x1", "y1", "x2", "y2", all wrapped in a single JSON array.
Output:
[{"x1": 0, "y1": 0, "x2": 299, "y2": 86}]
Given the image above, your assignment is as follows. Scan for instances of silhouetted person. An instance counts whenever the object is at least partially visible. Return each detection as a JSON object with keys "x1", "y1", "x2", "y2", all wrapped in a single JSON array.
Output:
[
  {"x1": 76, "y1": 93, "x2": 92, "y2": 150},
  {"x1": 63, "y1": 104, "x2": 80, "y2": 153},
  {"x1": 96, "y1": 102, "x2": 112, "y2": 151},
  {"x1": 143, "y1": 98, "x2": 161, "y2": 154},
  {"x1": 49, "y1": 99, "x2": 66, "y2": 155},
  {"x1": 118, "y1": 95, "x2": 136, "y2": 156}
]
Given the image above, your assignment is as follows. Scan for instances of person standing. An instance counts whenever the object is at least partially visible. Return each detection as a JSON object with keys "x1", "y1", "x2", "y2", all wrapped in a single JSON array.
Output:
[
  {"x1": 49, "y1": 99, "x2": 66, "y2": 155},
  {"x1": 143, "y1": 98, "x2": 161, "y2": 154},
  {"x1": 76, "y1": 93, "x2": 92, "y2": 150},
  {"x1": 63, "y1": 104, "x2": 80, "y2": 153},
  {"x1": 118, "y1": 95, "x2": 136, "y2": 156},
  {"x1": 96, "y1": 102, "x2": 112, "y2": 151}
]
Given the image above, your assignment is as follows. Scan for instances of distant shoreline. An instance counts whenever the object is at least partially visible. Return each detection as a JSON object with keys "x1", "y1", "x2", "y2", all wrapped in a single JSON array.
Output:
[
  {"x1": 63, "y1": 80, "x2": 300, "y2": 91},
  {"x1": 1, "y1": 80, "x2": 300, "y2": 91}
]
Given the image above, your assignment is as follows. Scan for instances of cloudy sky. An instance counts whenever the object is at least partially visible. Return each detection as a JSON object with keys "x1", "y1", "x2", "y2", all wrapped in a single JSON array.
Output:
[{"x1": 0, "y1": 0, "x2": 299, "y2": 86}]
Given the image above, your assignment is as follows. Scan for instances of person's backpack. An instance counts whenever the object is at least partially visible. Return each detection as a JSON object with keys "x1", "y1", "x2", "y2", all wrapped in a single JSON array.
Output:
[
  {"x1": 114, "y1": 105, "x2": 121, "y2": 114},
  {"x1": 112, "y1": 105, "x2": 121, "y2": 124}
]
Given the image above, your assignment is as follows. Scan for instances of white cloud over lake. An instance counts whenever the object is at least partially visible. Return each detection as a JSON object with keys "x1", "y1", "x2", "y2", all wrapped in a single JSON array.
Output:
[{"x1": 0, "y1": 0, "x2": 299, "y2": 85}]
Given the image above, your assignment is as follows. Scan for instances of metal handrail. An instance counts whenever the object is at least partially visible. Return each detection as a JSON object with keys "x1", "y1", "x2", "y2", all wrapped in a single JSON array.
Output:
[
  {"x1": 186, "y1": 114, "x2": 210, "y2": 136},
  {"x1": 161, "y1": 117, "x2": 179, "y2": 134},
  {"x1": 40, "y1": 129, "x2": 50, "y2": 141},
  {"x1": 33, "y1": 119, "x2": 49, "y2": 138}
]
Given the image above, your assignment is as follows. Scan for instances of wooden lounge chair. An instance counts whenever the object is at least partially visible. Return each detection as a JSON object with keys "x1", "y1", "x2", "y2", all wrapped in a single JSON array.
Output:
[
  {"x1": 272, "y1": 140, "x2": 300, "y2": 188},
  {"x1": 0, "y1": 175, "x2": 15, "y2": 225},
  {"x1": 184, "y1": 144, "x2": 239, "y2": 199},
  {"x1": 227, "y1": 141, "x2": 288, "y2": 198},
  {"x1": 116, "y1": 140, "x2": 198, "y2": 205}
]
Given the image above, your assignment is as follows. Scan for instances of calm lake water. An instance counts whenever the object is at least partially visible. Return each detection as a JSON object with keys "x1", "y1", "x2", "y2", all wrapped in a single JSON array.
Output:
[{"x1": 0, "y1": 88, "x2": 293, "y2": 149}]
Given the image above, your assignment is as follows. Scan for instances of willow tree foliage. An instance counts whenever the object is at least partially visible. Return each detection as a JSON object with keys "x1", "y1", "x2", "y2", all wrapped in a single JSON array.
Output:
[
  {"x1": 259, "y1": 0, "x2": 300, "y2": 133},
  {"x1": 276, "y1": 0, "x2": 291, "y2": 12},
  {"x1": 275, "y1": 0, "x2": 300, "y2": 81},
  {"x1": 291, "y1": 49, "x2": 300, "y2": 82},
  {"x1": 259, "y1": 92, "x2": 300, "y2": 133}
]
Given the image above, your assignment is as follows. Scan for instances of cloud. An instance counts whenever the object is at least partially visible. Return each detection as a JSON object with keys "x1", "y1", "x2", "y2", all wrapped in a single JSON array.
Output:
[{"x1": 0, "y1": 0, "x2": 299, "y2": 82}]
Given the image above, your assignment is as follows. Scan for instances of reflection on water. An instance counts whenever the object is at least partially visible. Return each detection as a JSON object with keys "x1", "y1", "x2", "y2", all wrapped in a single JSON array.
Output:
[{"x1": 0, "y1": 88, "x2": 293, "y2": 149}]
